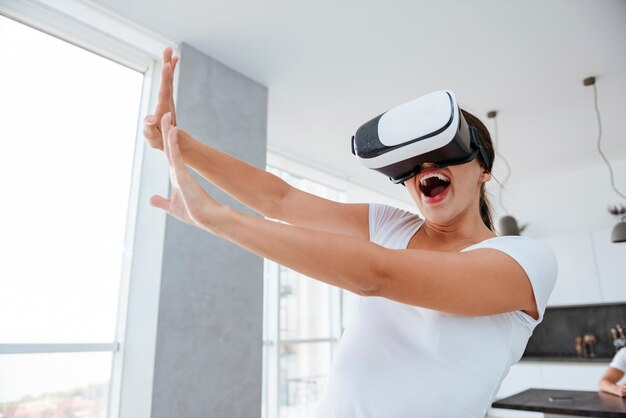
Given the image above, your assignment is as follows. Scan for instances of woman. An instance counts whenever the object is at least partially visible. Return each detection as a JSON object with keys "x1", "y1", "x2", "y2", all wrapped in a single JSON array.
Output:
[
  {"x1": 599, "y1": 348, "x2": 626, "y2": 397},
  {"x1": 143, "y1": 48, "x2": 557, "y2": 417}
]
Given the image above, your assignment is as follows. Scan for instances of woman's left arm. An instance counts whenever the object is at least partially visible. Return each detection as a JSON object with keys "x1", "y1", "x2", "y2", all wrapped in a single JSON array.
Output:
[
  {"x1": 155, "y1": 115, "x2": 537, "y2": 317},
  {"x1": 219, "y1": 211, "x2": 537, "y2": 317}
]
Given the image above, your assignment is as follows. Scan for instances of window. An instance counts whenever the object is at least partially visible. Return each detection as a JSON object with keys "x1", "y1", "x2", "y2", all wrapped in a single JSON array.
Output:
[
  {"x1": 0, "y1": 14, "x2": 144, "y2": 418},
  {"x1": 262, "y1": 167, "x2": 347, "y2": 418}
]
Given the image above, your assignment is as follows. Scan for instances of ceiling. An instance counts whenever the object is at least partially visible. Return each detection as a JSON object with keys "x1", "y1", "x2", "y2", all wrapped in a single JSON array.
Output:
[{"x1": 91, "y1": 0, "x2": 626, "y2": 202}]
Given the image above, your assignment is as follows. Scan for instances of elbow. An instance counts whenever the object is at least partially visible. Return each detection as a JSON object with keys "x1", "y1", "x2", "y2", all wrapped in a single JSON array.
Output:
[
  {"x1": 355, "y1": 282, "x2": 380, "y2": 297},
  {"x1": 354, "y1": 248, "x2": 387, "y2": 297}
]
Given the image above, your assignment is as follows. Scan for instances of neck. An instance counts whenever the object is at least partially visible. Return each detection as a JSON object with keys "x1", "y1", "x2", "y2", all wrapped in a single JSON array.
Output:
[{"x1": 419, "y1": 205, "x2": 495, "y2": 246}]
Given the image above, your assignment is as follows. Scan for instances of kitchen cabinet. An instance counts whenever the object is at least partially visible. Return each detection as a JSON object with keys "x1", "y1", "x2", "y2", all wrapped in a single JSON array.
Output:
[
  {"x1": 497, "y1": 363, "x2": 543, "y2": 398},
  {"x1": 592, "y1": 228, "x2": 626, "y2": 303},
  {"x1": 541, "y1": 233, "x2": 602, "y2": 306},
  {"x1": 541, "y1": 363, "x2": 609, "y2": 391}
]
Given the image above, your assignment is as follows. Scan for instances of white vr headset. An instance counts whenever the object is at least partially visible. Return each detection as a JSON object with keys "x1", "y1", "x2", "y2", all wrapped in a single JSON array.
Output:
[{"x1": 351, "y1": 90, "x2": 491, "y2": 184}]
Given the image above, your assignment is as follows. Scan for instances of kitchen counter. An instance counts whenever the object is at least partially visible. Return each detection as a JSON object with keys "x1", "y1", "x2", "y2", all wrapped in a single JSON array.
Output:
[
  {"x1": 492, "y1": 388, "x2": 626, "y2": 417},
  {"x1": 521, "y1": 356, "x2": 612, "y2": 363}
]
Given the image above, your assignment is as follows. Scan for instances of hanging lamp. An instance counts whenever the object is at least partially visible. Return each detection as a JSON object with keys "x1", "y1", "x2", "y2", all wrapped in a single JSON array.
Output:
[
  {"x1": 487, "y1": 110, "x2": 526, "y2": 236},
  {"x1": 584, "y1": 76, "x2": 626, "y2": 243}
]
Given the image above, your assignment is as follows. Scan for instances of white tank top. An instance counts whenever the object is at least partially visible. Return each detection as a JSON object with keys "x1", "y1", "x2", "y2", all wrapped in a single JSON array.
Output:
[{"x1": 314, "y1": 203, "x2": 557, "y2": 418}]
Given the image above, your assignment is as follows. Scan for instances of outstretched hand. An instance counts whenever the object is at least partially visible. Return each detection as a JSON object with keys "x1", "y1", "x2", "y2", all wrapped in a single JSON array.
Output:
[
  {"x1": 143, "y1": 48, "x2": 179, "y2": 150},
  {"x1": 150, "y1": 112, "x2": 226, "y2": 234}
]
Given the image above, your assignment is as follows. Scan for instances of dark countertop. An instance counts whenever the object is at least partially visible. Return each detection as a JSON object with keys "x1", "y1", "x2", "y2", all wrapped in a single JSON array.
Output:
[
  {"x1": 492, "y1": 388, "x2": 626, "y2": 417},
  {"x1": 521, "y1": 356, "x2": 612, "y2": 363}
]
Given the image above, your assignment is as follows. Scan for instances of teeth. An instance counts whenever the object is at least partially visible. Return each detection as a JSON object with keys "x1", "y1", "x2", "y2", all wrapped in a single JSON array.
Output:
[{"x1": 419, "y1": 172, "x2": 450, "y2": 186}]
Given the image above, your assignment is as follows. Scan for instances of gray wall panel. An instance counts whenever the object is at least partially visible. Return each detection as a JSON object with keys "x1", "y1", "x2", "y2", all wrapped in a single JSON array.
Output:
[{"x1": 151, "y1": 43, "x2": 267, "y2": 418}]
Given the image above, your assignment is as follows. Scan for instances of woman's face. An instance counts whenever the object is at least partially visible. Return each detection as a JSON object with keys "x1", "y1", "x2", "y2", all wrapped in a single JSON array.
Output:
[{"x1": 405, "y1": 159, "x2": 491, "y2": 225}]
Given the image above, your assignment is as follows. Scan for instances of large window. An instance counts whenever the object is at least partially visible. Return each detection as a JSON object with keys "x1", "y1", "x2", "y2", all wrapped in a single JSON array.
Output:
[
  {"x1": 0, "y1": 14, "x2": 143, "y2": 418},
  {"x1": 262, "y1": 167, "x2": 348, "y2": 418}
]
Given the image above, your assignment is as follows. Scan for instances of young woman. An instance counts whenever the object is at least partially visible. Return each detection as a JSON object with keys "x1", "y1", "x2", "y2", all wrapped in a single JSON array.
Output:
[{"x1": 143, "y1": 48, "x2": 557, "y2": 417}]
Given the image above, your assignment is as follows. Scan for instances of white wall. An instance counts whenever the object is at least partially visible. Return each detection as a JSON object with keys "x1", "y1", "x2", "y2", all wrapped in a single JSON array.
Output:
[{"x1": 489, "y1": 158, "x2": 626, "y2": 237}]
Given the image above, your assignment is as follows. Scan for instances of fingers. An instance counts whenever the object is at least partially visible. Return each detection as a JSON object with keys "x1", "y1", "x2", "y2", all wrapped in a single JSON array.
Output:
[
  {"x1": 161, "y1": 112, "x2": 172, "y2": 163},
  {"x1": 155, "y1": 47, "x2": 179, "y2": 125},
  {"x1": 167, "y1": 126, "x2": 185, "y2": 173},
  {"x1": 166, "y1": 125, "x2": 187, "y2": 186},
  {"x1": 167, "y1": 126, "x2": 199, "y2": 199},
  {"x1": 150, "y1": 195, "x2": 170, "y2": 211},
  {"x1": 155, "y1": 62, "x2": 172, "y2": 117},
  {"x1": 163, "y1": 47, "x2": 173, "y2": 64},
  {"x1": 170, "y1": 56, "x2": 179, "y2": 125}
]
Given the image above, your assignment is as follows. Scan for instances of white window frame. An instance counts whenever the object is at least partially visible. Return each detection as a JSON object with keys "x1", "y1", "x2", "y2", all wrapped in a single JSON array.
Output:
[
  {"x1": 0, "y1": 2, "x2": 174, "y2": 418},
  {"x1": 262, "y1": 160, "x2": 346, "y2": 418}
]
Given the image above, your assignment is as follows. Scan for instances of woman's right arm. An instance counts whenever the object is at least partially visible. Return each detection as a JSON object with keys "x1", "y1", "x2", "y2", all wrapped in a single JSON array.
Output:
[
  {"x1": 143, "y1": 48, "x2": 369, "y2": 240},
  {"x1": 599, "y1": 367, "x2": 626, "y2": 397},
  {"x1": 175, "y1": 129, "x2": 370, "y2": 240}
]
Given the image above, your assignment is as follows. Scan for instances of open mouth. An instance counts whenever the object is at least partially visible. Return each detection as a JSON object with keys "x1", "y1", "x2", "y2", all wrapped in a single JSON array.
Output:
[{"x1": 418, "y1": 172, "x2": 451, "y2": 199}]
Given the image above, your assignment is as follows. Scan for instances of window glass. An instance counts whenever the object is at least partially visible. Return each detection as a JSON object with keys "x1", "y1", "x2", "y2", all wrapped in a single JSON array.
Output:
[
  {"x1": 279, "y1": 265, "x2": 332, "y2": 340},
  {"x1": 0, "y1": 351, "x2": 112, "y2": 417},
  {"x1": 0, "y1": 14, "x2": 143, "y2": 344},
  {"x1": 278, "y1": 342, "x2": 331, "y2": 418},
  {"x1": 263, "y1": 166, "x2": 346, "y2": 418}
]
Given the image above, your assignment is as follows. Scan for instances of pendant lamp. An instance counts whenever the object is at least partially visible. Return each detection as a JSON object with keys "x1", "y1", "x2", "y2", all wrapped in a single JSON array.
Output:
[
  {"x1": 608, "y1": 205, "x2": 626, "y2": 243},
  {"x1": 584, "y1": 77, "x2": 626, "y2": 243},
  {"x1": 487, "y1": 110, "x2": 526, "y2": 236}
]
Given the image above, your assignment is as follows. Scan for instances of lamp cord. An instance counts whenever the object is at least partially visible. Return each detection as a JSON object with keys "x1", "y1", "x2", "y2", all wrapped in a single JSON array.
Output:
[
  {"x1": 492, "y1": 115, "x2": 512, "y2": 214},
  {"x1": 592, "y1": 83, "x2": 626, "y2": 200}
]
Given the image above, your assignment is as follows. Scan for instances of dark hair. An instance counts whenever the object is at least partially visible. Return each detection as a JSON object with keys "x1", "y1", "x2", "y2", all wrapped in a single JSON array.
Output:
[{"x1": 460, "y1": 109, "x2": 495, "y2": 231}]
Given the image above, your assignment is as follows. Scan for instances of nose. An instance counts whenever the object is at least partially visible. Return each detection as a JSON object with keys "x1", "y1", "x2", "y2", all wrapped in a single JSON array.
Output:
[{"x1": 419, "y1": 162, "x2": 438, "y2": 171}]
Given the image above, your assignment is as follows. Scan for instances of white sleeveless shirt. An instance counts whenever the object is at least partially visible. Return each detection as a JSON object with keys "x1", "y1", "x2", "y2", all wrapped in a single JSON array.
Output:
[{"x1": 314, "y1": 203, "x2": 557, "y2": 418}]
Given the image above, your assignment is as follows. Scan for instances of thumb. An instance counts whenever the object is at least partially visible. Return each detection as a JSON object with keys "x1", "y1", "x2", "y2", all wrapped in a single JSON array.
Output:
[
  {"x1": 143, "y1": 114, "x2": 161, "y2": 143},
  {"x1": 145, "y1": 114, "x2": 158, "y2": 125},
  {"x1": 150, "y1": 195, "x2": 170, "y2": 211}
]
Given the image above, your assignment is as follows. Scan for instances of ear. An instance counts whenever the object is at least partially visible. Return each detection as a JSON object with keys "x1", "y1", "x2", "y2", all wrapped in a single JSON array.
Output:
[{"x1": 481, "y1": 171, "x2": 492, "y2": 183}]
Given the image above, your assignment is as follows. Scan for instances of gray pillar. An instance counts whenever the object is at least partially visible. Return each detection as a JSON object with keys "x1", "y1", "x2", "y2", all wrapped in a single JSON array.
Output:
[{"x1": 151, "y1": 43, "x2": 267, "y2": 418}]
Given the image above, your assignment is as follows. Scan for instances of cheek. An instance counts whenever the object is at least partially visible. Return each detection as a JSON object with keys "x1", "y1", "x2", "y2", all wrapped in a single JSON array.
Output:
[{"x1": 406, "y1": 179, "x2": 420, "y2": 198}]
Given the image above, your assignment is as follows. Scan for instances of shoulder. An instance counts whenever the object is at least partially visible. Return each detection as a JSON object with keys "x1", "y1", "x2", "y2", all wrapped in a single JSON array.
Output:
[
  {"x1": 464, "y1": 235, "x2": 558, "y2": 322},
  {"x1": 369, "y1": 203, "x2": 417, "y2": 221},
  {"x1": 464, "y1": 235, "x2": 557, "y2": 276},
  {"x1": 611, "y1": 348, "x2": 626, "y2": 372},
  {"x1": 368, "y1": 203, "x2": 422, "y2": 246}
]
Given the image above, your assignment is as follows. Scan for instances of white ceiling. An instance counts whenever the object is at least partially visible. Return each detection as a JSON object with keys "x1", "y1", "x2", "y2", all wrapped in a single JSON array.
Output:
[{"x1": 92, "y1": 0, "x2": 626, "y2": 202}]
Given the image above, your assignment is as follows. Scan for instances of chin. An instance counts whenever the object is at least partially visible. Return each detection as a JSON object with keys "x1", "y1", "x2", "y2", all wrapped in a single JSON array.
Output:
[{"x1": 424, "y1": 211, "x2": 454, "y2": 224}]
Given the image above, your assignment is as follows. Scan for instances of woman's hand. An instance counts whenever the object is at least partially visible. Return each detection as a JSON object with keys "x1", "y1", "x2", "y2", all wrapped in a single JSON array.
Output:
[
  {"x1": 143, "y1": 47, "x2": 179, "y2": 150},
  {"x1": 150, "y1": 112, "x2": 229, "y2": 234},
  {"x1": 613, "y1": 383, "x2": 626, "y2": 397}
]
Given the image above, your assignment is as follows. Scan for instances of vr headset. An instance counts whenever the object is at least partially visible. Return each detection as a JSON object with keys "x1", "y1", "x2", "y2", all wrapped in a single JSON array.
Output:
[{"x1": 351, "y1": 90, "x2": 491, "y2": 184}]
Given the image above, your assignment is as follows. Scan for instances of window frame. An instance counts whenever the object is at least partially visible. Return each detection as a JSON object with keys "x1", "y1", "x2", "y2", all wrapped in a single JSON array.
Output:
[
  {"x1": 0, "y1": 2, "x2": 173, "y2": 418},
  {"x1": 262, "y1": 162, "x2": 346, "y2": 418}
]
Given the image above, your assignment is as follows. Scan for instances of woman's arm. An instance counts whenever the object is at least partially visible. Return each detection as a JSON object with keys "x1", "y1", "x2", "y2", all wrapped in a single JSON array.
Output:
[
  {"x1": 218, "y1": 209, "x2": 538, "y2": 316},
  {"x1": 154, "y1": 121, "x2": 538, "y2": 316},
  {"x1": 144, "y1": 48, "x2": 369, "y2": 239},
  {"x1": 599, "y1": 368, "x2": 626, "y2": 397},
  {"x1": 176, "y1": 129, "x2": 369, "y2": 240}
]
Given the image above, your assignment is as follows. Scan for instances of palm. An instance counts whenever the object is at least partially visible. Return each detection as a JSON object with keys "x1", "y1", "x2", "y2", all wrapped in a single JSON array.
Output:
[
  {"x1": 150, "y1": 112, "x2": 223, "y2": 233},
  {"x1": 163, "y1": 187, "x2": 195, "y2": 225}
]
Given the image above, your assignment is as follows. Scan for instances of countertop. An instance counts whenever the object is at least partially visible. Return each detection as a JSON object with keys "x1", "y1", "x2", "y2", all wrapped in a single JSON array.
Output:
[
  {"x1": 521, "y1": 356, "x2": 612, "y2": 363},
  {"x1": 492, "y1": 388, "x2": 626, "y2": 417}
]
